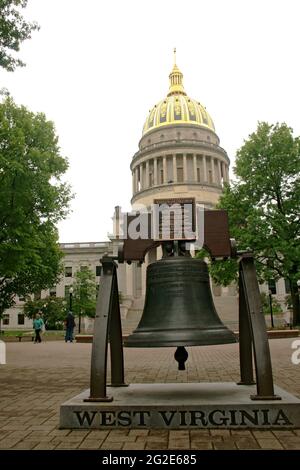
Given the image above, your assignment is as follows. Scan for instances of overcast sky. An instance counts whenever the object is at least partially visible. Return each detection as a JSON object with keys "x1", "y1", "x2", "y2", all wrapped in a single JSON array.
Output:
[{"x1": 1, "y1": 0, "x2": 300, "y2": 242}]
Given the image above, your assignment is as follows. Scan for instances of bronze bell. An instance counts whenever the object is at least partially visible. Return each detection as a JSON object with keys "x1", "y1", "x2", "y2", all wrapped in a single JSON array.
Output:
[{"x1": 124, "y1": 257, "x2": 236, "y2": 368}]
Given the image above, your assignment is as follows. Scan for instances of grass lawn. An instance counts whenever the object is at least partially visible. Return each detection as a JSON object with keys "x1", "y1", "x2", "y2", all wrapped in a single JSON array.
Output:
[{"x1": 0, "y1": 329, "x2": 65, "y2": 341}]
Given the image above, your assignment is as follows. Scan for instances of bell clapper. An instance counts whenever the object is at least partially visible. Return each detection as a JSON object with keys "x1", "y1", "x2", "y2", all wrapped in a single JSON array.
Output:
[{"x1": 174, "y1": 346, "x2": 188, "y2": 370}]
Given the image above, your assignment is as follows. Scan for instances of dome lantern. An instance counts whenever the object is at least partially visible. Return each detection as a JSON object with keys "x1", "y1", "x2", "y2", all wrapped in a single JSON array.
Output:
[
  {"x1": 168, "y1": 48, "x2": 186, "y2": 96},
  {"x1": 142, "y1": 52, "x2": 215, "y2": 136}
]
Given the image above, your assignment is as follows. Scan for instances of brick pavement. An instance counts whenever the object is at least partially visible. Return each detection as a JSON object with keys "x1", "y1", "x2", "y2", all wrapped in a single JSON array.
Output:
[{"x1": 0, "y1": 339, "x2": 300, "y2": 450}]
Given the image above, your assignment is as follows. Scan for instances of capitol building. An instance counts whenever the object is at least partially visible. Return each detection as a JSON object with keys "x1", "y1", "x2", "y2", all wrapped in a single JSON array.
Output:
[{"x1": 2, "y1": 57, "x2": 289, "y2": 331}]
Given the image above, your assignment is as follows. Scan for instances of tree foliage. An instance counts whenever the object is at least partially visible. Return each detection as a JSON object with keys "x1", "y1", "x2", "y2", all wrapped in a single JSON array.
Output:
[
  {"x1": 0, "y1": 96, "x2": 72, "y2": 315},
  {"x1": 70, "y1": 267, "x2": 97, "y2": 319},
  {"x1": 195, "y1": 248, "x2": 238, "y2": 286},
  {"x1": 218, "y1": 122, "x2": 300, "y2": 324},
  {"x1": 23, "y1": 296, "x2": 67, "y2": 330},
  {"x1": 260, "y1": 292, "x2": 282, "y2": 316},
  {"x1": 0, "y1": 0, "x2": 39, "y2": 71}
]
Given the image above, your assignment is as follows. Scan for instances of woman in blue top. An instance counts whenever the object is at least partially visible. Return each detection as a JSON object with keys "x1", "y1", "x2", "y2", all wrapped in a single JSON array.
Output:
[{"x1": 33, "y1": 312, "x2": 44, "y2": 343}]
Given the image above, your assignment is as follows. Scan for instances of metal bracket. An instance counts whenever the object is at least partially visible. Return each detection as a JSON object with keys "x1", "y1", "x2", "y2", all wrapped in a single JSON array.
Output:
[
  {"x1": 84, "y1": 257, "x2": 126, "y2": 402},
  {"x1": 238, "y1": 255, "x2": 281, "y2": 400}
]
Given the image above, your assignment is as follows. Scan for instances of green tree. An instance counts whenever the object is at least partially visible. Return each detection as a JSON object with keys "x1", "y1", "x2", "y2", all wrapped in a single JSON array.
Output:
[
  {"x1": 195, "y1": 248, "x2": 239, "y2": 286},
  {"x1": 0, "y1": 0, "x2": 39, "y2": 71},
  {"x1": 23, "y1": 296, "x2": 67, "y2": 330},
  {"x1": 70, "y1": 267, "x2": 97, "y2": 333},
  {"x1": 0, "y1": 96, "x2": 72, "y2": 323},
  {"x1": 218, "y1": 122, "x2": 300, "y2": 325},
  {"x1": 260, "y1": 292, "x2": 282, "y2": 316}
]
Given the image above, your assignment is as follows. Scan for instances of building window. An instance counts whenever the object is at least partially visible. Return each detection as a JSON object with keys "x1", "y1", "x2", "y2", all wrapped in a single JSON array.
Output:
[
  {"x1": 197, "y1": 168, "x2": 200, "y2": 182},
  {"x1": 149, "y1": 172, "x2": 153, "y2": 186},
  {"x1": 96, "y1": 266, "x2": 101, "y2": 277},
  {"x1": 65, "y1": 286, "x2": 70, "y2": 298},
  {"x1": 284, "y1": 279, "x2": 291, "y2": 294},
  {"x1": 160, "y1": 169, "x2": 164, "y2": 184},
  {"x1": 80, "y1": 265, "x2": 88, "y2": 272},
  {"x1": 65, "y1": 266, "x2": 72, "y2": 277},
  {"x1": 18, "y1": 314, "x2": 25, "y2": 325},
  {"x1": 177, "y1": 167, "x2": 183, "y2": 182},
  {"x1": 3, "y1": 314, "x2": 9, "y2": 325},
  {"x1": 49, "y1": 287, "x2": 56, "y2": 298},
  {"x1": 208, "y1": 170, "x2": 213, "y2": 183},
  {"x1": 268, "y1": 279, "x2": 277, "y2": 295}
]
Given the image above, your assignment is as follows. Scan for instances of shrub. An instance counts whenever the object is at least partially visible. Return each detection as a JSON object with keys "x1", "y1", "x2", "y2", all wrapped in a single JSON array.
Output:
[{"x1": 260, "y1": 292, "x2": 283, "y2": 315}]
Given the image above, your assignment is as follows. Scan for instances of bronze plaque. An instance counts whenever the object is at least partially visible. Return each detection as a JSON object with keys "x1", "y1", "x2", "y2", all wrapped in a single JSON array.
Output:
[{"x1": 153, "y1": 198, "x2": 196, "y2": 241}]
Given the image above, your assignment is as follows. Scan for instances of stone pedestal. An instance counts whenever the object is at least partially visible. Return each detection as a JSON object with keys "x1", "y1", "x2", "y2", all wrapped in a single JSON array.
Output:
[{"x1": 60, "y1": 382, "x2": 300, "y2": 429}]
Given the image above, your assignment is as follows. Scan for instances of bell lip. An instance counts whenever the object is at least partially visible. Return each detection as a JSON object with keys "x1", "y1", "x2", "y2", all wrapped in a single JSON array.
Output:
[
  {"x1": 124, "y1": 335, "x2": 237, "y2": 348},
  {"x1": 124, "y1": 340, "x2": 237, "y2": 348}
]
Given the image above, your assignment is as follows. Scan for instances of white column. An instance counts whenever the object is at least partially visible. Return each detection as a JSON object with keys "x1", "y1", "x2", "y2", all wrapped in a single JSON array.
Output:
[
  {"x1": 154, "y1": 157, "x2": 158, "y2": 185},
  {"x1": 225, "y1": 165, "x2": 229, "y2": 182},
  {"x1": 134, "y1": 167, "x2": 138, "y2": 192},
  {"x1": 134, "y1": 263, "x2": 141, "y2": 298},
  {"x1": 157, "y1": 245, "x2": 163, "y2": 260},
  {"x1": 183, "y1": 154, "x2": 187, "y2": 182},
  {"x1": 141, "y1": 253, "x2": 149, "y2": 296},
  {"x1": 126, "y1": 263, "x2": 134, "y2": 297},
  {"x1": 163, "y1": 156, "x2": 167, "y2": 184},
  {"x1": 193, "y1": 154, "x2": 197, "y2": 182},
  {"x1": 146, "y1": 160, "x2": 149, "y2": 188},
  {"x1": 148, "y1": 248, "x2": 157, "y2": 264},
  {"x1": 217, "y1": 160, "x2": 221, "y2": 185},
  {"x1": 211, "y1": 157, "x2": 215, "y2": 183},
  {"x1": 138, "y1": 164, "x2": 142, "y2": 189},
  {"x1": 221, "y1": 162, "x2": 224, "y2": 183},
  {"x1": 173, "y1": 155, "x2": 177, "y2": 182},
  {"x1": 132, "y1": 170, "x2": 135, "y2": 194},
  {"x1": 203, "y1": 156, "x2": 207, "y2": 182}
]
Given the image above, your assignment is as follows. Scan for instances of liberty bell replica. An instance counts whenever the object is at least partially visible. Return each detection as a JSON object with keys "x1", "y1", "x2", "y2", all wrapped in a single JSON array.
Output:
[
  {"x1": 83, "y1": 206, "x2": 279, "y2": 404},
  {"x1": 124, "y1": 241, "x2": 236, "y2": 370}
]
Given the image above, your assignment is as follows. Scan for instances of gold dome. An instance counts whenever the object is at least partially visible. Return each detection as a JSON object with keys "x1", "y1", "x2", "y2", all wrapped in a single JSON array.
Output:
[{"x1": 142, "y1": 58, "x2": 215, "y2": 136}]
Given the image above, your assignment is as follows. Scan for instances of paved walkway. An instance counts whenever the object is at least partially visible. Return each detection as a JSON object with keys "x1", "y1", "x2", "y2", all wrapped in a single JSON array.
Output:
[{"x1": 0, "y1": 339, "x2": 300, "y2": 450}]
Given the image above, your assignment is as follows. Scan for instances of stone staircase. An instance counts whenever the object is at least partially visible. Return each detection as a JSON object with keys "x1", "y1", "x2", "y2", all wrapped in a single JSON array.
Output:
[
  {"x1": 214, "y1": 296, "x2": 238, "y2": 330},
  {"x1": 121, "y1": 297, "x2": 144, "y2": 335}
]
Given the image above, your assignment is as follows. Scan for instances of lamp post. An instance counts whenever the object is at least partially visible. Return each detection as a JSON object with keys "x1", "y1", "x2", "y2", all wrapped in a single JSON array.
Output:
[
  {"x1": 69, "y1": 287, "x2": 73, "y2": 312},
  {"x1": 297, "y1": 280, "x2": 300, "y2": 326},
  {"x1": 79, "y1": 310, "x2": 81, "y2": 334},
  {"x1": 268, "y1": 289, "x2": 274, "y2": 328}
]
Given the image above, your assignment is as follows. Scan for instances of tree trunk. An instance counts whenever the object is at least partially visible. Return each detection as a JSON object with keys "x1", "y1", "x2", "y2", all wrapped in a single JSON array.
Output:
[{"x1": 290, "y1": 281, "x2": 300, "y2": 326}]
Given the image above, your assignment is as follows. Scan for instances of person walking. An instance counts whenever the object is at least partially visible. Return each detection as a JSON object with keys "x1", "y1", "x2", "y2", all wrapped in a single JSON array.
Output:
[
  {"x1": 33, "y1": 312, "x2": 44, "y2": 343},
  {"x1": 65, "y1": 311, "x2": 76, "y2": 343}
]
